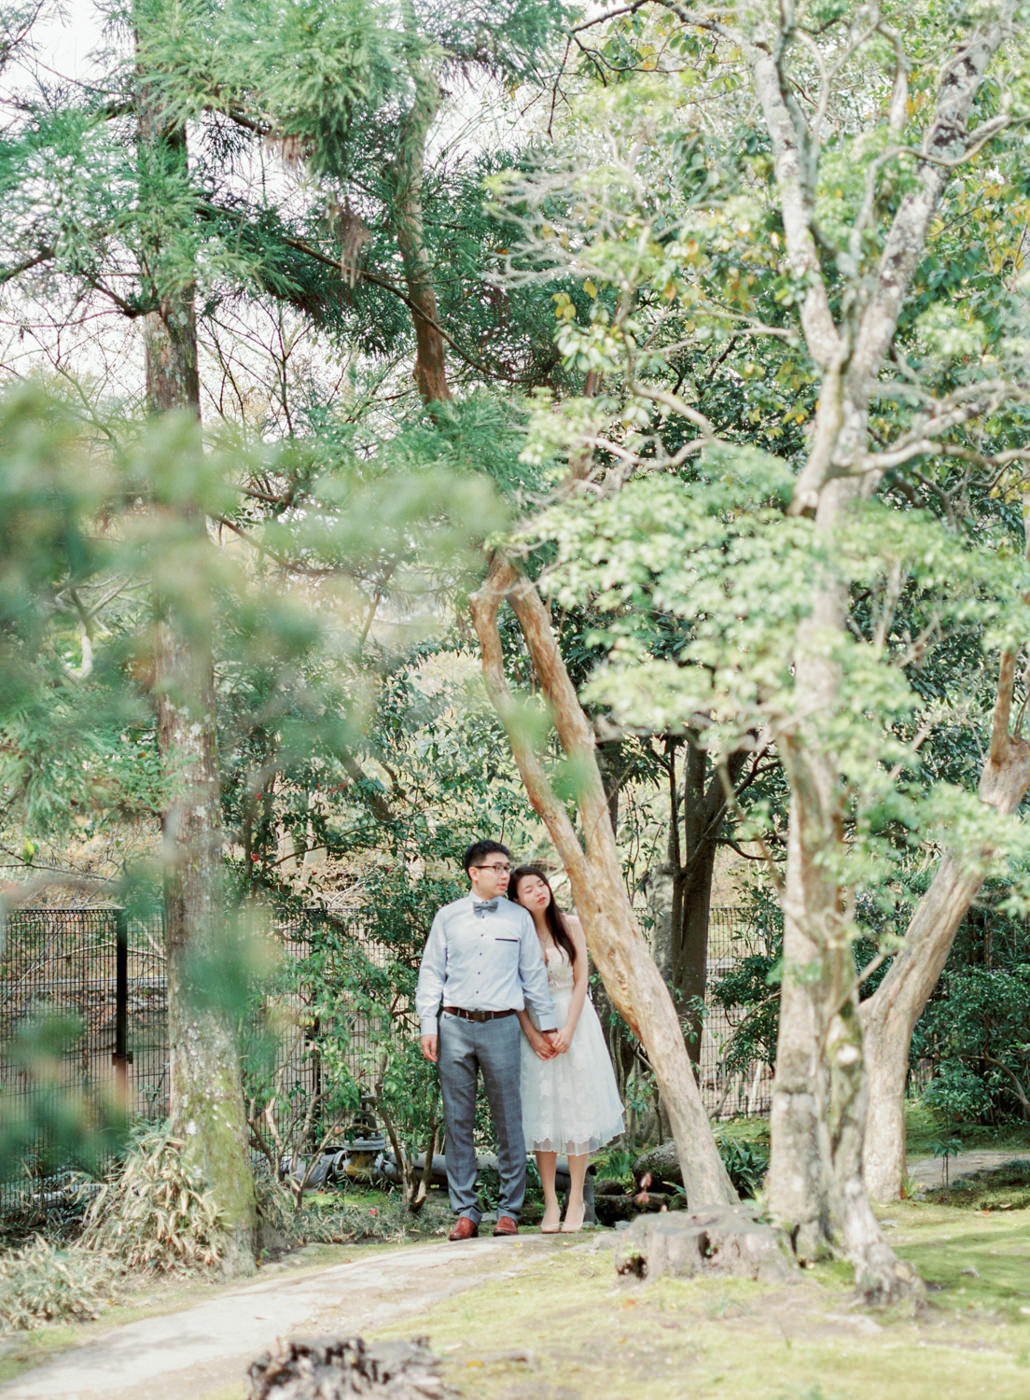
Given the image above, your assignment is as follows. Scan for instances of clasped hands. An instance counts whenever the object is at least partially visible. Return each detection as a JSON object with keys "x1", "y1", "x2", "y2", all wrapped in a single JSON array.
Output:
[
  {"x1": 530, "y1": 1027, "x2": 568, "y2": 1060},
  {"x1": 420, "y1": 1026, "x2": 569, "y2": 1064}
]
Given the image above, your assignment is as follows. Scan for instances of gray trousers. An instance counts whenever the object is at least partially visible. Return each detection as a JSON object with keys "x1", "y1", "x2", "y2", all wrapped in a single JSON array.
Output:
[{"x1": 437, "y1": 1011, "x2": 525, "y2": 1222}]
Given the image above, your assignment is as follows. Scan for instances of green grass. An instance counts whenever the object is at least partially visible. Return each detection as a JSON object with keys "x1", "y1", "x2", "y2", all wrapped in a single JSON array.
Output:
[
  {"x1": 903, "y1": 1102, "x2": 1030, "y2": 1157},
  {"x1": 712, "y1": 1115, "x2": 771, "y2": 1148},
  {"x1": 886, "y1": 1200, "x2": 1030, "y2": 1322}
]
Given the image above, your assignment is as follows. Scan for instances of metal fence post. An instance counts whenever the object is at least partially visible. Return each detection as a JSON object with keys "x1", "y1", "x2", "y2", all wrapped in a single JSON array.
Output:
[{"x1": 113, "y1": 907, "x2": 131, "y2": 1109}]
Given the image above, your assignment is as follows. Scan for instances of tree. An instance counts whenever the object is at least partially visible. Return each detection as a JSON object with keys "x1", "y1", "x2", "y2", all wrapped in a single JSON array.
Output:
[
  {"x1": 471, "y1": 558, "x2": 737, "y2": 1207},
  {"x1": 134, "y1": 0, "x2": 260, "y2": 1271},
  {"x1": 487, "y1": 0, "x2": 1030, "y2": 1300},
  {"x1": 3, "y1": 1, "x2": 562, "y2": 1248}
]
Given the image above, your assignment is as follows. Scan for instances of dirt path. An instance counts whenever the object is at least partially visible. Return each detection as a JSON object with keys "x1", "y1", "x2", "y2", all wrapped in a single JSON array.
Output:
[
  {"x1": 0, "y1": 1234, "x2": 559, "y2": 1400},
  {"x1": 906, "y1": 1147, "x2": 1028, "y2": 1189}
]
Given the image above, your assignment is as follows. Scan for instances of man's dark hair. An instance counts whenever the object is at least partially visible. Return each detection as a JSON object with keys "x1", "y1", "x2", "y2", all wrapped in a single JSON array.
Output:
[{"x1": 463, "y1": 840, "x2": 512, "y2": 874}]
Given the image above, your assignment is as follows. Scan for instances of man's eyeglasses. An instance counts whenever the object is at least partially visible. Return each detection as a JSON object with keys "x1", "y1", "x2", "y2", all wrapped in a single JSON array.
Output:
[{"x1": 475, "y1": 862, "x2": 511, "y2": 873}]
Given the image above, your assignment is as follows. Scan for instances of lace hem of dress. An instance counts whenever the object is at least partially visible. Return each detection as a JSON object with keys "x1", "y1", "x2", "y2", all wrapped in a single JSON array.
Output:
[{"x1": 528, "y1": 1130, "x2": 622, "y2": 1155}]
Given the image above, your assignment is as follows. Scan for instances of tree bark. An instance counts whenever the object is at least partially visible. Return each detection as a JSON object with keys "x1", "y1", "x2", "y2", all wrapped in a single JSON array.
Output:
[
  {"x1": 471, "y1": 556, "x2": 737, "y2": 1208},
  {"x1": 672, "y1": 743, "x2": 749, "y2": 1065},
  {"x1": 651, "y1": 740, "x2": 737, "y2": 1067},
  {"x1": 138, "y1": 14, "x2": 256, "y2": 1272}
]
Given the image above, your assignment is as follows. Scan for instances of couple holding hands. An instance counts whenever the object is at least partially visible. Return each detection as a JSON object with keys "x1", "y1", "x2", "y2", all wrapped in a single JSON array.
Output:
[{"x1": 416, "y1": 840, "x2": 624, "y2": 1239}]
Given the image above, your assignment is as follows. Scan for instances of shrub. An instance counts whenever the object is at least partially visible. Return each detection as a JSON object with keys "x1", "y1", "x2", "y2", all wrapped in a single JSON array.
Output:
[
  {"x1": 917, "y1": 961, "x2": 1030, "y2": 1126},
  {"x1": 0, "y1": 1238, "x2": 122, "y2": 1330},
  {"x1": 80, "y1": 1125, "x2": 226, "y2": 1273},
  {"x1": 716, "y1": 1135, "x2": 770, "y2": 1199}
]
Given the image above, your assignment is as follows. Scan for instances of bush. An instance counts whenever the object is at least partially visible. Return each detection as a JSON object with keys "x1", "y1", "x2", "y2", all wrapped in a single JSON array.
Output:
[
  {"x1": 80, "y1": 1125, "x2": 226, "y2": 1273},
  {"x1": 0, "y1": 1237, "x2": 122, "y2": 1330},
  {"x1": 917, "y1": 957, "x2": 1030, "y2": 1126}
]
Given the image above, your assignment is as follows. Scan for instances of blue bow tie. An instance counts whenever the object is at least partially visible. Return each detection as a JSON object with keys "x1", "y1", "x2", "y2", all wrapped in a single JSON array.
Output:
[{"x1": 473, "y1": 898, "x2": 499, "y2": 917}]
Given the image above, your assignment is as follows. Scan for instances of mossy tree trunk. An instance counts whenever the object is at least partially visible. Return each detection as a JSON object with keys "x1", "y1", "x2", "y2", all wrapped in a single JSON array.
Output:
[
  {"x1": 747, "y1": 6, "x2": 1016, "y2": 1302},
  {"x1": 137, "y1": 8, "x2": 256, "y2": 1273}
]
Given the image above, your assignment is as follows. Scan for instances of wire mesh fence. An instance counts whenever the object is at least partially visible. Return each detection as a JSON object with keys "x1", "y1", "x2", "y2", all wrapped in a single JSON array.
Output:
[
  {"x1": 0, "y1": 906, "x2": 167, "y2": 1213},
  {"x1": 1, "y1": 903, "x2": 778, "y2": 1214},
  {"x1": 700, "y1": 907, "x2": 774, "y2": 1120}
]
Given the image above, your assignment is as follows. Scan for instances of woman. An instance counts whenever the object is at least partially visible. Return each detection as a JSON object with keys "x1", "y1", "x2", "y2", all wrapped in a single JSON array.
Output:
[{"x1": 512, "y1": 865, "x2": 624, "y2": 1233}]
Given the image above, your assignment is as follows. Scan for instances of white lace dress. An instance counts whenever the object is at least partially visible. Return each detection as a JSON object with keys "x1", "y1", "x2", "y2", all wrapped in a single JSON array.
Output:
[{"x1": 520, "y1": 948, "x2": 625, "y2": 1155}]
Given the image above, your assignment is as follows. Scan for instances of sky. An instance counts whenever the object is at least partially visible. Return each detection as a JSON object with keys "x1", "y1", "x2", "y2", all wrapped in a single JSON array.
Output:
[{"x1": 23, "y1": 0, "x2": 106, "y2": 80}]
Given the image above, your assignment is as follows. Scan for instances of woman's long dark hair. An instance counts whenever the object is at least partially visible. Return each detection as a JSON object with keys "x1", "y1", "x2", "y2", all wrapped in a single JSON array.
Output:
[{"x1": 511, "y1": 865, "x2": 577, "y2": 965}]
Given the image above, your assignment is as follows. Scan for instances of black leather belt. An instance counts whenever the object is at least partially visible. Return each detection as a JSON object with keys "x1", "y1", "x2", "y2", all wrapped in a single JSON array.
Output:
[{"x1": 442, "y1": 1006, "x2": 516, "y2": 1022}]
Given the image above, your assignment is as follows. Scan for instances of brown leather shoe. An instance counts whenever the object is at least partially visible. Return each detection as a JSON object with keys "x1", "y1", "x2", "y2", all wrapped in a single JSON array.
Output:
[
  {"x1": 448, "y1": 1216, "x2": 479, "y2": 1241},
  {"x1": 492, "y1": 1215, "x2": 518, "y2": 1236}
]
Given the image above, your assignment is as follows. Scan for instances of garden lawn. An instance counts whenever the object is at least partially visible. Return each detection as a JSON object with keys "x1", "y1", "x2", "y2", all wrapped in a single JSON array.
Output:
[{"x1": 368, "y1": 1204, "x2": 1030, "y2": 1400}]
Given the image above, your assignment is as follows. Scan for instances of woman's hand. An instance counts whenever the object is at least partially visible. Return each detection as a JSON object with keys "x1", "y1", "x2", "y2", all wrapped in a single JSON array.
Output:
[
  {"x1": 529, "y1": 1030, "x2": 555, "y2": 1061},
  {"x1": 552, "y1": 1025, "x2": 572, "y2": 1054}
]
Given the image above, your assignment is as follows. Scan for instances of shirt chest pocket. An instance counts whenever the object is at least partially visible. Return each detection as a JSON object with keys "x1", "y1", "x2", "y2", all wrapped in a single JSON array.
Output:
[{"x1": 493, "y1": 936, "x2": 520, "y2": 967}]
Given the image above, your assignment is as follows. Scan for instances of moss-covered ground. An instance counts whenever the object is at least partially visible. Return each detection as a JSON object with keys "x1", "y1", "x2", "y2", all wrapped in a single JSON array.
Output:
[
  {"x1": 4, "y1": 1149, "x2": 1030, "y2": 1398},
  {"x1": 368, "y1": 1198, "x2": 1030, "y2": 1400}
]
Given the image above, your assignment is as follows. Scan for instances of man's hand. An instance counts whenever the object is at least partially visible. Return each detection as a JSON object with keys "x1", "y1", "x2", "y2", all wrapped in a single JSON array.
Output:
[
  {"x1": 528, "y1": 1029, "x2": 557, "y2": 1061},
  {"x1": 421, "y1": 1033, "x2": 438, "y2": 1063}
]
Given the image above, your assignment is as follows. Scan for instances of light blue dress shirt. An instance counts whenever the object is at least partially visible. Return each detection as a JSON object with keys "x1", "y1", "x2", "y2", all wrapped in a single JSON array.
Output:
[{"x1": 416, "y1": 893, "x2": 556, "y2": 1035}]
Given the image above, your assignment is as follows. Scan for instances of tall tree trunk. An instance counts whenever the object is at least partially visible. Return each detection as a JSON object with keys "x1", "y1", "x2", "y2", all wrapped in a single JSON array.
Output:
[
  {"x1": 472, "y1": 557, "x2": 737, "y2": 1207},
  {"x1": 862, "y1": 653, "x2": 1030, "y2": 1200},
  {"x1": 138, "y1": 15, "x2": 256, "y2": 1273},
  {"x1": 394, "y1": 5, "x2": 450, "y2": 405},
  {"x1": 770, "y1": 465, "x2": 919, "y2": 1302},
  {"x1": 746, "y1": 4, "x2": 1013, "y2": 1302}
]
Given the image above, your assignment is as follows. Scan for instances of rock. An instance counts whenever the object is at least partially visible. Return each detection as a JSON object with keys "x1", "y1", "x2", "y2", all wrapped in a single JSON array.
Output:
[
  {"x1": 594, "y1": 1177, "x2": 626, "y2": 1196},
  {"x1": 614, "y1": 1206, "x2": 793, "y2": 1284},
  {"x1": 593, "y1": 1190, "x2": 673, "y2": 1226},
  {"x1": 247, "y1": 1335, "x2": 454, "y2": 1399},
  {"x1": 632, "y1": 1141, "x2": 682, "y2": 1189}
]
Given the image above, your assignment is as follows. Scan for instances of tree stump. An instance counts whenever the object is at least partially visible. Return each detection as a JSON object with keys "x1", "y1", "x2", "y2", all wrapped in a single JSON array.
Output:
[
  {"x1": 247, "y1": 1336, "x2": 453, "y2": 1399},
  {"x1": 614, "y1": 1207, "x2": 793, "y2": 1283}
]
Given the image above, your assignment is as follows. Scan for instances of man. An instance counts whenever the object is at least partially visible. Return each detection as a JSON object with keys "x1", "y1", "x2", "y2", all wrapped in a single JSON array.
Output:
[{"x1": 416, "y1": 839, "x2": 558, "y2": 1240}]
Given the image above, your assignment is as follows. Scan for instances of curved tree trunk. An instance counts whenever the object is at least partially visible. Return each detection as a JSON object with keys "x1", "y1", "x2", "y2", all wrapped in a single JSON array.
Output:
[
  {"x1": 471, "y1": 557, "x2": 737, "y2": 1208},
  {"x1": 862, "y1": 670, "x2": 1030, "y2": 1200}
]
